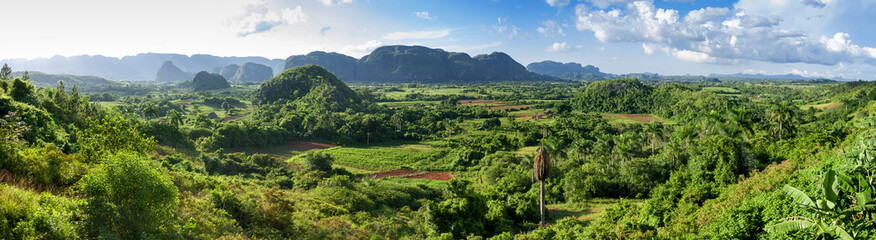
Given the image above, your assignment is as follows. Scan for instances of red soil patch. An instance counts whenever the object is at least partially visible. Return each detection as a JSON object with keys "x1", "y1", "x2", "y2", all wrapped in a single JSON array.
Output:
[
  {"x1": 178, "y1": 99, "x2": 193, "y2": 103},
  {"x1": 287, "y1": 141, "x2": 338, "y2": 150},
  {"x1": 407, "y1": 172, "x2": 452, "y2": 181},
  {"x1": 368, "y1": 169, "x2": 421, "y2": 178},
  {"x1": 490, "y1": 104, "x2": 534, "y2": 110},
  {"x1": 223, "y1": 113, "x2": 250, "y2": 122},
  {"x1": 613, "y1": 114, "x2": 666, "y2": 123}
]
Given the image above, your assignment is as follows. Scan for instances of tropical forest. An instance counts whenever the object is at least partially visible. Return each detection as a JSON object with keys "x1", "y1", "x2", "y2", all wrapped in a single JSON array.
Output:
[{"x1": 3, "y1": 0, "x2": 876, "y2": 239}]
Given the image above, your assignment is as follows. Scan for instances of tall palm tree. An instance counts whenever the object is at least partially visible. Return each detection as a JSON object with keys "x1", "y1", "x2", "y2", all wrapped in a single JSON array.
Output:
[
  {"x1": 726, "y1": 107, "x2": 753, "y2": 141},
  {"x1": 167, "y1": 109, "x2": 183, "y2": 127},
  {"x1": 642, "y1": 121, "x2": 665, "y2": 155},
  {"x1": 533, "y1": 146, "x2": 550, "y2": 228},
  {"x1": 142, "y1": 104, "x2": 159, "y2": 120},
  {"x1": 569, "y1": 139, "x2": 593, "y2": 164},
  {"x1": 769, "y1": 101, "x2": 794, "y2": 140}
]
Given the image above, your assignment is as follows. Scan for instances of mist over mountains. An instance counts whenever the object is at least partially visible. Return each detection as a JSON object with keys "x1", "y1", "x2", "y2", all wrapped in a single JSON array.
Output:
[{"x1": 1, "y1": 53, "x2": 285, "y2": 81}]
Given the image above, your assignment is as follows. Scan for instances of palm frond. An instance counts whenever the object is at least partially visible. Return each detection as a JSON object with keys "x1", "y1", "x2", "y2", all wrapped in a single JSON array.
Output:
[
  {"x1": 784, "y1": 185, "x2": 815, "y2": 207},
  {"x1": 765, "y1": 219, "x2": 813, "y2": 233}
]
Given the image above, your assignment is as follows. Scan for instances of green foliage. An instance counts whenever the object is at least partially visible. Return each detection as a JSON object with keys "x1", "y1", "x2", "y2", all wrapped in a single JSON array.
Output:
[
  {"x1": 303, "y1": 152, "x2": 334, "y2": 172},
  {"x1": 572, "y1": 78, "x2": 652, "y2": 113},
  {"x1": 0, "y1": 185, "x2": 82, "y2": 240},
  {"x1": 255, "y1": 65, "x2": 361, "y2": 110},
  {"x1": 0, "y1": 63, "x2": 11, "y2": 80},
  {"x1": 192, "y1": 71, "x2": 231, "y2": 91},
  {"x1": 77, "y1": 115, "x2": 154, "y2": 162},
  {"x1": 80, "y1": 151, "x2": 178, "y2": 239}
]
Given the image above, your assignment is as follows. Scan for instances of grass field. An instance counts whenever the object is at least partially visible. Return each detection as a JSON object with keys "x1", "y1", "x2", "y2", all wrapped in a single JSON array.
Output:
[
  {"x1": 288, "y1": 141, "x2": 456, "y2": 172},
  {"x1": 801, "y1": 101, "x2": 840, "y2": 110},
  {"x1": 546, "y1": 198, "x2": 644, "y2": 224},
  {"x1": 601, "y1": 113, "x2": 667, "y2": 124}
]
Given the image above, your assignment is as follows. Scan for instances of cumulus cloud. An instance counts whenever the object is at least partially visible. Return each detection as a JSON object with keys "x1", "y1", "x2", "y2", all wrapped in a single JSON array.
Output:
[
  {"x1": 230, "y1": 3, "x2": 308, "y2": 37},
  {"x1": 319, "y1": 0, "x2": 354, "y2": 6},
  {"x1": 575, "y1": 1, "x2": 876, "y2": 65},
  {"x1": 546, "y1": 0, "x2": 570, "y2": 8},
  {"x1": 414, "y1": 11, "x2": 435, "y2": 20},
  {"x1": 342, "y1": 40, "x2": 383, "y2": 56},
  {"x1": 548, "y1": 42, "x2": 571, "y2": 52},
  {"x1": 382, "y1": 29, "x2": 451, "y2": 40},
  {"x1": 537, "y1": 20, "x2": 565, "y2": 37}
]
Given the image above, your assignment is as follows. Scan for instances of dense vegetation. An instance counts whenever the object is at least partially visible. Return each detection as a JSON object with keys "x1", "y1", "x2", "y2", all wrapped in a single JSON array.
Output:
[
  {"x1": 191, "y1": 71, "x2": 231, "y2": 91},
  {"x1": 1, "y1": 61, "x2": 875, "y2": 239}
]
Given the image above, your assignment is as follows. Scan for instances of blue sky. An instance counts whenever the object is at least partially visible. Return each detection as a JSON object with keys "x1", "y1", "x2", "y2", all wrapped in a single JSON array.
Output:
[{"x1": 2, "y1": 0, "x2": 875, "y2": 79}]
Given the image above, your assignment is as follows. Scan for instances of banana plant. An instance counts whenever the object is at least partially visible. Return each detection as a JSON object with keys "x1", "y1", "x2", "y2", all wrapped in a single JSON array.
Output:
[{"x1": 767, "y1": 169, "x2": 876, "y2": 239}]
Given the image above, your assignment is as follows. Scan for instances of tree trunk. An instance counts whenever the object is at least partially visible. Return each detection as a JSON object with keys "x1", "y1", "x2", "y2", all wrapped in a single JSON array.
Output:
[
  {"x1": 540, "y1": 180, "x2": 546, "y2": 228},
  {"x1": 779, "y1": 121, "x2": 783, "y2": 140}
]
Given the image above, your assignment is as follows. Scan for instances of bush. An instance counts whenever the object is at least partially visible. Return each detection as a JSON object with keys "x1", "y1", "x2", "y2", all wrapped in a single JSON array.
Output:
[
  {"x1": 304, "y1": 152, "x2": 334, "y2": 172},
  {"x1": 80, "y1": 151, "x2": 178, "y2": 239}
]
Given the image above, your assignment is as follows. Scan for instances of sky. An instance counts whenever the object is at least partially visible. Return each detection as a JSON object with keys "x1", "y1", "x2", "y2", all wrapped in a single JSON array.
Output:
[{"x1": 2, "y1": 0, "x2": 876, "y2": 79}]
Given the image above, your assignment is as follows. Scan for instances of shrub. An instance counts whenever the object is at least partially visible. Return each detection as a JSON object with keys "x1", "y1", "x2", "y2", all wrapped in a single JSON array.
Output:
[{"x1": 80, "y1": 151, "x2": 178, "y2": 239}]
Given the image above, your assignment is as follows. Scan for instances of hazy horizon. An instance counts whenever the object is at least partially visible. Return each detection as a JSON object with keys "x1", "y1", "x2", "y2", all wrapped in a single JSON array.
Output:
[{"x1": 2, "y1": 0, "x2": 875, "y2": 79}]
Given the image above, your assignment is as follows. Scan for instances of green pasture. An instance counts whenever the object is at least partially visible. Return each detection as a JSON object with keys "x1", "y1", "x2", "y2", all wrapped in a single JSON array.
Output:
[{"x1": 288, "y1": 142, "x2": 455, "y2": 172}]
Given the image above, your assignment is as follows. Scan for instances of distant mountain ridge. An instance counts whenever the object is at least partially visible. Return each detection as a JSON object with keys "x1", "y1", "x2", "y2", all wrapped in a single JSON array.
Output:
[
  {"x1": 1, "y1": 53, "x2": 285, "y2": 81},
  {"x1": 707, "y1": 73, "x2": 848, "y2": 81},
  {"x1": 526, "y1": 60, "x2": 611, "y2": 80},
  {"x1": 11, "y1": 71, "x2": 121, "y2": 87},
  {"x1": 285, "y1": 45, "x2": 556, "y2": 82}
]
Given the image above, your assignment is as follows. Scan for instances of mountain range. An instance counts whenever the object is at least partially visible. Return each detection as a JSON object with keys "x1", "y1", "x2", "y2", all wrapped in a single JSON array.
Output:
[
  {"x1": 1, "y1": 53, "x2": 285, "y2": 81},
  {"x1": 1, "y1": 46, "x2": 849, "y2": 83}
]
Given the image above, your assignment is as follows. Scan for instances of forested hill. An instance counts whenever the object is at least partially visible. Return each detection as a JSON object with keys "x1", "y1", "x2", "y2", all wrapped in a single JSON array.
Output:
[
  {"x1": 0, "y1": 53, "x2": 285, "y2": 81},
  {"x1": 284, "y1": 45, "x2": 558, "y2": 82},
  {"x1": 527, "y1": 60, "x2": 612, "y2": 80},
  {"x1": 11, "y1": 71, "x2": 121, "y2": 87}
]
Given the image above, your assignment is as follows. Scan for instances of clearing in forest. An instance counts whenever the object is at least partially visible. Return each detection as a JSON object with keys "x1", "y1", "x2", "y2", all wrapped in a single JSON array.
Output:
[
  {"x1": 366, "y1": 169, "x2": 453, "y2": 181},
  {"x1": 601, "y1": 113, "x2": 667, "y2": 124},
  {"x1": 291, "y1": 142, "x2": 455, "y2": 172},
  {"x1": 287, "y1": 141, "x2": 338, "y2": 150}
]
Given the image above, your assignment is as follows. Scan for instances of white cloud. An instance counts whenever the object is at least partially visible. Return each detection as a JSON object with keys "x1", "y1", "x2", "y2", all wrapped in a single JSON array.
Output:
[
  {"x1": 230, "y1": 2, "x2": 308, "y2": 37},
  {"x1": 671, "y1": 49, "x2": 716, "y2": 63},
  {"x1": 342, "y1": 40, "x2": 383, "y2": 57},
  {"x1": 537, "y1": 20, "x2": 565, "y2": 37},
  {"x1": 382, "y1": 30, "x2": 451, "y2": 40},
  {"x1": 546, "y1": 0, "x2": 570, "y2": 8},
  {"x1": 574, "y1": 1, "x2": 876, "y2": 65},
  {"x1": 414, "y1": 11, "x2": 435, "y2": 20},
  {"x1": 547, "y1": 42, "x2": 571, "y2": 52},
  {"x1": 319, "y1": 0, "x2": 354, "y2": 6},
  {"x1": 683, "y1": 7, "x2": 731, "y2": 24},
  {"x1": 587, "y1": 0, "x2": 637, "y2": 9}
]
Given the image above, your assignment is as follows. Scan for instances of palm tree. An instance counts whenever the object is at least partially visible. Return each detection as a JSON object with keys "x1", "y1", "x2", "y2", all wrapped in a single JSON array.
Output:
[
  {"x1": 167, "y1": 109, "x2": 183, "y2": 127},
  {"x1": 533, "y1": 146, "x2": 550, "y2": 228},
  {"x1": 569, "y1": 139, "x2": 593, "y2": 164},
  {"x1": 768, "y1": 101, "x2": 794, "y2": 140},
  {"x1": 727, "y1": 107, "x2": 753, "y2": 140},
  {"x1": 142, "y1": 104, "x2": 159, "y2": 120},
  {"x1": 642, "y1": 121, "x2": 665, "y2": 155}
]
